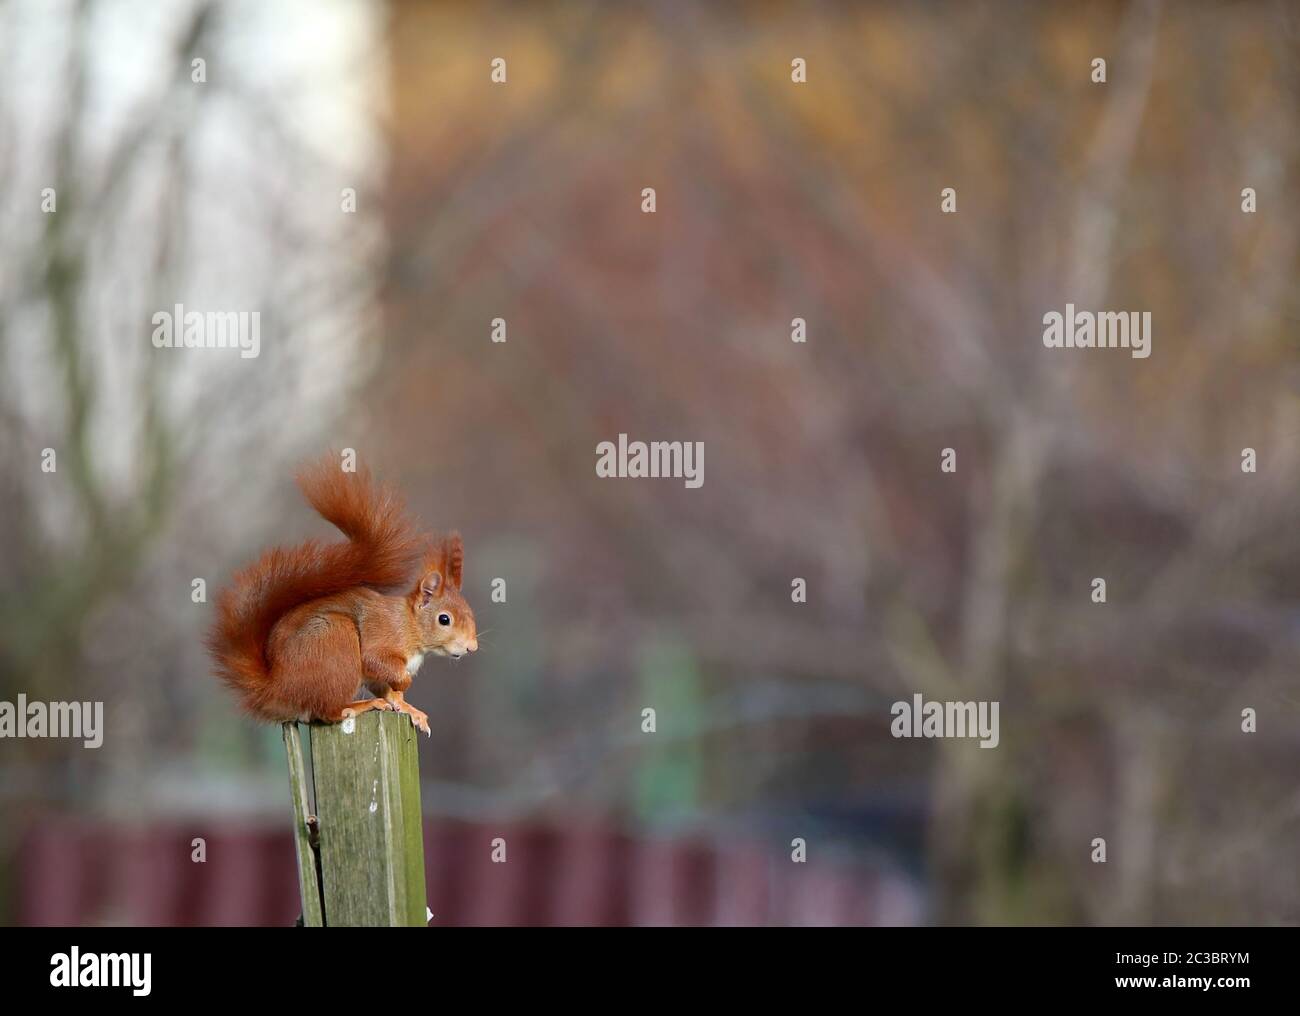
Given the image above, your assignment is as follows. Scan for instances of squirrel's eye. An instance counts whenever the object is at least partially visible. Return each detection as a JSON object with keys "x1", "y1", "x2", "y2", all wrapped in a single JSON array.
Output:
[{"x1": 437, "y1": 613, "x2": 452, "y2": 627}]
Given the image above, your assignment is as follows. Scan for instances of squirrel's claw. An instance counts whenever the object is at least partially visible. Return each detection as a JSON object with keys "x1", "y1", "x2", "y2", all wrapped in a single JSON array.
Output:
[
  {"x1": 408, "y1": 709, "x2": 431, "y2": 736},
  {"x1": 386, "y1": 694, "x2": 430, "y2": 736}
]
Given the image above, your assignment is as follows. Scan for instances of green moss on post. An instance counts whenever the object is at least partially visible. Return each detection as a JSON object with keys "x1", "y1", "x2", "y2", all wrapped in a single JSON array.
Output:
[
  {"x1": 284, "y1": 710, "x2": 428, "y2": 927},
  {"x1": 282, "y1": 721, "x2": 325, "y2": 927}
]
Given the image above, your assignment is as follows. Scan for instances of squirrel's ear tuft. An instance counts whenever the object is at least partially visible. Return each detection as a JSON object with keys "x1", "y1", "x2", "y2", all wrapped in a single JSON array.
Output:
[
  {"x1": 443, "y1": 532, "x2": 464, "y2": 590},
  {"x1": 418, "y1": 569, "x2": 443, "y2": 606},
  {"x1": 415, "y1": 539, "x2": 446, "y2": 605}
]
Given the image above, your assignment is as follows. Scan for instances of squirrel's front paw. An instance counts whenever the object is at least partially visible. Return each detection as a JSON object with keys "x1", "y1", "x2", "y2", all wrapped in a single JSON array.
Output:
[
  {"x1": 394, "y1": 701, "x2": 430, "y2": 736},
  {"x1": 383, "y1": 693, "x2": 430, "y2": 736},
  {"x1": 406, "y1": 706, "x2": 431, "y2": 737}
]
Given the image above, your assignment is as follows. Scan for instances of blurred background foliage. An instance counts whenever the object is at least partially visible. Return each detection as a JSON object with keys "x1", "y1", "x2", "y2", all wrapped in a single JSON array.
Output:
[{"x1": 1, "y1": 0, "x2": 1298, "y2": 925}]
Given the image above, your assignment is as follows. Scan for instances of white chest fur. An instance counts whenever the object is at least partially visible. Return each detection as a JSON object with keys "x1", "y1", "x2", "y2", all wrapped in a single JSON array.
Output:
[{"x1": 405, "y1": 652, "x2": 426, "y2": 676}]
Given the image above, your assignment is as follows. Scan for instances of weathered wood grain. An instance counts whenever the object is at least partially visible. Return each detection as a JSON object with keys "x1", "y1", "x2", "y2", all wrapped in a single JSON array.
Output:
[
  {"x1": 281, "y1": 721, "x2": 325, "y2": 927},
  {"x1": 304, "y1": 710, "x2": 428, "y2": 926}
]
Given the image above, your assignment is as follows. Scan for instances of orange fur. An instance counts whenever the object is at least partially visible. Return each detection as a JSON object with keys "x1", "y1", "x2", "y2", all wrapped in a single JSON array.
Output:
[{"x1": 206, "y1": 454, "x2": 477, "y2": 728}]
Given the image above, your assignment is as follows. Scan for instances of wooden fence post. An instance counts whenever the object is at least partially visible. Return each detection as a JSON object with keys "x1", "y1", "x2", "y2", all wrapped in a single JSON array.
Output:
[{"x1": 282, "y1": 710, "x2": 428, "y2": 926}]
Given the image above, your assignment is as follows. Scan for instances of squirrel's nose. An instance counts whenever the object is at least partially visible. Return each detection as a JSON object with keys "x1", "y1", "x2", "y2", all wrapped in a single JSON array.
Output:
[{"x1": 467, "y1": 637, "x2": 478, "y2": 653}]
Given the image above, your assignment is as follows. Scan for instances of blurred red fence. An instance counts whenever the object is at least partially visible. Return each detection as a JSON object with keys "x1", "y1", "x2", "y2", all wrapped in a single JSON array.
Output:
[{"x1": 16, "y1": 815, "x2": 920, "y2": 926}]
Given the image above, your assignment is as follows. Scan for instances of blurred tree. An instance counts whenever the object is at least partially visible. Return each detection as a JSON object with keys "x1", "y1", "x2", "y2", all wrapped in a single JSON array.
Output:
[
  {"x1": 0, "y1": 0, "x2": 389, "y2": 920},
  {"x1": 376, "y1": 0, "x2": 1300, "y2": 924}
]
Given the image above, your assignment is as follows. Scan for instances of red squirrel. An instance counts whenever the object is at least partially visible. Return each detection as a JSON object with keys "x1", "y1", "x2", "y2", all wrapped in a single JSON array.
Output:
[{"x1": 206, "y1": 454, "x2": 477, "y2": 735}]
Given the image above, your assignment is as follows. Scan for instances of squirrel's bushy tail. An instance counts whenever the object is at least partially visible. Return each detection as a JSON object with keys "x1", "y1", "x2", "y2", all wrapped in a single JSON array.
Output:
[{"x1": 206, "y1": 455, "x2": 423, "y2": 707}]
